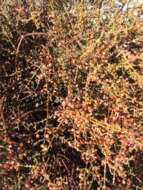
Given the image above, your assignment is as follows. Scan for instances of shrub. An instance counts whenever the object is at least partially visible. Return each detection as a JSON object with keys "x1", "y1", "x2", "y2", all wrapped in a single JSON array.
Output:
[{"x1": 0, "y1": 0, "x2": 143, "y2": 189}]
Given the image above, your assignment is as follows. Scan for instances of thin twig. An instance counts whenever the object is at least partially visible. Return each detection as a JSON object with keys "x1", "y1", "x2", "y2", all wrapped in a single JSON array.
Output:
[{"x1": 15, "y1": 32, "x2": 49, "y2": 62}]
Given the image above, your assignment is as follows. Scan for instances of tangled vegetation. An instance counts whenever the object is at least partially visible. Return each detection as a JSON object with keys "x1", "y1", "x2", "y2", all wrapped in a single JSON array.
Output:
[{"x1": 0, "y1": 0, "x2": 143, "y2": 189}]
